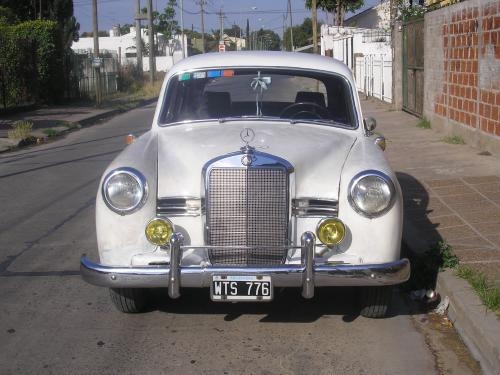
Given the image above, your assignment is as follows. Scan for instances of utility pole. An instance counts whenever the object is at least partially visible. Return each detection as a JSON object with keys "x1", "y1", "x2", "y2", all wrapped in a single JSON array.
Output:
[
  {"x1": 198, "y1": 1, "x2": 206, "y2": 53},
  {"x1": 218, "y1": 8, "x2": 225, "y2": 41},
  {"x1": 180, "y1": 0, "x2": 185, "y2": 58},
  {"x1": 312, "y1": 0, "x2": 318, "y2": 54},
  {"x1": 287, "y1": 0, "x2": 294, "y2": 51},
  {"x1": 147, "y1": 0, "x2": 155, "y2": 84},
  {"x1": 92, "y1": 0, "x2": 102, "y2": 106},
  {"x1": 135, "y1": 0, "x2": 143, "y2": 74}
]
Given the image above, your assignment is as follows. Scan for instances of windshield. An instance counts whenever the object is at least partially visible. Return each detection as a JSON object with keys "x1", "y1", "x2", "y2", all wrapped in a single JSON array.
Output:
[{"x1": 159, "y1": 68, "x2": 356, "y2": 127}]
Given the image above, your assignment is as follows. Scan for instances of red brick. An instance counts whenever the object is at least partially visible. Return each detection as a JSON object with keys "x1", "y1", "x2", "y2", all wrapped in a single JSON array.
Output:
[
  {"x1": 496, "y1": 93, "x2": 500, "y2": 106},
  {"x1": 487, "y1": 121, "x2": 495, "y2": 134},
  {"x1": 480, "y1": 103, "x2": 485, "y2": 116},
  {"x1": 492, "y1": 106, "x2": 498, "y2": 121},
  {"x1": 472, "y1": 87, "x2": 478, "y2": 98},
  {"x1": 496, "y1": 44, "x2": 500, "y2": 59},
  {"x1": 495, "y1": 17, "x2": 500, "y2": 30},
  {"x1": 484, "y1": 31, "x2": 491, "y2": 44},
  {"x1": 489, "y1": 92, "x2": 496, "y2": 105},
  {"x1": 472, "y1": 60, "x2": 478, "y2": 73},
  {"x1": 492, "y1": 31, "x2": 498, "y2": 45},
  {"x1": 470, "y1": 115, "x2": 477, "y2": 127},
  {"x1": 473, "y1": 8, "x2": 479, "y2": 18},
  {"x1": 495, "y1": 125, "x2": 500, "y2": 136},
  {"x1": 485, "y1": 104, "x2": 492, "y2": 119},
  {"x1": 481, "y1": 90, "x2": 488, "y2": 102}
]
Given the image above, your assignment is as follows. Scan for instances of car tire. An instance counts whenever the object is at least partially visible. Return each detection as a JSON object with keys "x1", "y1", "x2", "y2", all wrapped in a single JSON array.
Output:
[
  {"x1": 359, "y1": 286, "x2": 392, "y2": 318},
  {"x1": 109, "y1": 288, "x2": 147, "y2": 313}
]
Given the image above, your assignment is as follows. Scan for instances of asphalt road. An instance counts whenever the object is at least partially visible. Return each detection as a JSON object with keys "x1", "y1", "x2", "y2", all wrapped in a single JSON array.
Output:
[{"x1": 0, "y1": 104, "x2": 472, "y2": 375}]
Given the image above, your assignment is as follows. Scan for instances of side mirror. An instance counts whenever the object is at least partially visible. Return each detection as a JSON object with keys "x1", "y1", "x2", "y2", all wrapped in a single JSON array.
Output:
[{"x1": 364, "y1": 117, "x2": 377, "y2": 133}]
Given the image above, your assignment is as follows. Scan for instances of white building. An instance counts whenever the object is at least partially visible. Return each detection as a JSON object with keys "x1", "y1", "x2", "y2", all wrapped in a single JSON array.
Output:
[{"x1": 71, "y1": 27, "x2": 187, "y2": 72}]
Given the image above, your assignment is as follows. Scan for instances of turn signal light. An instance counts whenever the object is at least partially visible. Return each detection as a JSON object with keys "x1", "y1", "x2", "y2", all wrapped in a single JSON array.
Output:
[
  {"x1": 316, "y1": 218, "x2": 345, "y2": 246},
  {"x1": 145, "y1": 217, "x2": 173, "y2": 246}
]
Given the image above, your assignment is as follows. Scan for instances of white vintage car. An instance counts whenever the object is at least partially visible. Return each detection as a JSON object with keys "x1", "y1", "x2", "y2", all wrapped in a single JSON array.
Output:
[{"x1": 81, "y1": 51, "x2": 410, "y2": 317}]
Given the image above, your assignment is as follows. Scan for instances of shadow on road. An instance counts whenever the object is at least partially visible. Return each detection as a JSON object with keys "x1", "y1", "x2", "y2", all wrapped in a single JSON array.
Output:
[{"x1": 145, "y1": 286, "x2": 413, "y2": 323}]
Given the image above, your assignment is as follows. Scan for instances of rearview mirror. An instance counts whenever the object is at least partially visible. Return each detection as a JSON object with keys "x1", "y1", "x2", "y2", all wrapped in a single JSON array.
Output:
[{"x1": 364, "y1": 117, "x2": 377, "y2": 133}]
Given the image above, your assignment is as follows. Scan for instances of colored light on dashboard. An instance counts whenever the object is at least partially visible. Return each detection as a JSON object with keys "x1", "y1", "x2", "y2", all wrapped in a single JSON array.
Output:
[
  {"x1": 193, "y1": 71, "x2": 206, "y2": 79},
  {"x1": 223, "y1": 70, "x2": 234, "y2": 77},
  {"x1": 207, "y1": 70, "x2": 221, "y2": 78},
  {"x1": 179, "y1": 73, "x2": 190, "y2": 81}
]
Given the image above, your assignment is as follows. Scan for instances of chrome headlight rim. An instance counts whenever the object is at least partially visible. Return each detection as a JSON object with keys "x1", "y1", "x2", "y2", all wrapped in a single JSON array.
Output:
[
  {"x1": 102, "y1": 167, "x2": 148, "y2": 215},
  {"x1": 348, "y1": 170, "x2": 396, "y2": 218}
]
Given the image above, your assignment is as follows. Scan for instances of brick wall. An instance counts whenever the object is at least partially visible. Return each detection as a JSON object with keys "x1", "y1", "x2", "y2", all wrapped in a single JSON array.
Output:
[{"x1": 424, "y1": 0, "x2": 500, "y2": 153}]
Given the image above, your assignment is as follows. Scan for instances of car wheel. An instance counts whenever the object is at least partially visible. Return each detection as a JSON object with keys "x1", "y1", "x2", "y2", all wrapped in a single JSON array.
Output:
[
  {"x1": 359, "y1": 286, "x2": 392, "y2": 318},
  {"x1": 109, "y1": 288, "x2": 147, "y2": 313}
]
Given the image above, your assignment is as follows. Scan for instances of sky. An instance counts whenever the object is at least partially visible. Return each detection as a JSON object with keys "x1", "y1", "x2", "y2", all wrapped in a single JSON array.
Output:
[{"x1": 73, "y1": 0, "x2": 381, "y2": 37}]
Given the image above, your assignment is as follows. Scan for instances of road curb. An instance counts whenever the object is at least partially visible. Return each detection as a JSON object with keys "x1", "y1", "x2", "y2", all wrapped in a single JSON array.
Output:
[
  {"x1": 436, "y1": 270, "x2": 500, "y2": 375},
  {"x1": 403, "y1": 220, "x2": 500, "y2": 375}
]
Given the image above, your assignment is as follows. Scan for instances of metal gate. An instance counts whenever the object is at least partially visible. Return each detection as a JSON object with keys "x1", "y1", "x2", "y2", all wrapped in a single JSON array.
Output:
[{"x1": 402, "y1": 18, "x2": 424, "y2": 117}]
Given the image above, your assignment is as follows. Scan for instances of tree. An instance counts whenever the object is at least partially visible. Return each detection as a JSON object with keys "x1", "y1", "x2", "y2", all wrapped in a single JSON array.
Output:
[
  {"x1": 249, "y1": 28, "x2": 280, "y2": 51},
  {"x1": 283, "y1": 18, "x2": 320, "y2": 51},
  {"x1": 306, "y1": 0, "x2": 363, "y2": 26}
]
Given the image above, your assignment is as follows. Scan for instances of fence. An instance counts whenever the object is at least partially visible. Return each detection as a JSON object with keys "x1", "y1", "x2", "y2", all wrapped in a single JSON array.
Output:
[
  {"x1": 73, "y1": 53, "x2": 119, "y2": 97},
  {"x1": 321, "y1": 26, "x2": 393, "y2": 103},
  {"x1": 355, "y1": 54, "x2": 393, "y2": 103}
]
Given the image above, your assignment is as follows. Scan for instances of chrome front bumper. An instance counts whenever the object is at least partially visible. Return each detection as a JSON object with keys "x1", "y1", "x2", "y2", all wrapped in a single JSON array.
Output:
[{"x1": 80, "y1": 232, "x2": 410, "y2": 299}]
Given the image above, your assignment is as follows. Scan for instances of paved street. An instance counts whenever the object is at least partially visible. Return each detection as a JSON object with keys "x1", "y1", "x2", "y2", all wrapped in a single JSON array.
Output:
[{"x1": 0, "y1": 103, "x2": 479, "y2": 374}]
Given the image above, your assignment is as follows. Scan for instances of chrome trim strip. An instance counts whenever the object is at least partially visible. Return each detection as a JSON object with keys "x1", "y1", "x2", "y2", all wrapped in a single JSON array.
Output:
[
  {"x1": 292, "y1": 198, "x2": 339, "y2": 217},
  {"x1": 156, "y1": 197, "x2": 202, "y2": 217}
]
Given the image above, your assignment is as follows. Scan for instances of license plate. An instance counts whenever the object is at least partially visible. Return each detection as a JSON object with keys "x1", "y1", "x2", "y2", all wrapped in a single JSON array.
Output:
[{"x1": 211, "y1": 275, "x2": 272, "y2": 301}]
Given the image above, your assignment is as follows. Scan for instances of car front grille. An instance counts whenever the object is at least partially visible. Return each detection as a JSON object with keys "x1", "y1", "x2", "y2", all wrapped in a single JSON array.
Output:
[{"x1": 206, "y1": 166, "x2": 289, "y2": 266}]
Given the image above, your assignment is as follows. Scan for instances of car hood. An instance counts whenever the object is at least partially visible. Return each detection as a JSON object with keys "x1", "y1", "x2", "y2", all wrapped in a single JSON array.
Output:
[{"x1": 157, "y1": 121, "x2": 357, "y2": 199}]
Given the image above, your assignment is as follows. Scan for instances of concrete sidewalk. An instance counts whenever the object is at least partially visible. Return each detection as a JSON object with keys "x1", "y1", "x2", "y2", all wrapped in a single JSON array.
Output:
[
  {"x1": 0, "y1": 97, "x2": 156, "y2": 152},
  {"x1": 361, "y1": 97, "x2": 500, "y2": 375}
]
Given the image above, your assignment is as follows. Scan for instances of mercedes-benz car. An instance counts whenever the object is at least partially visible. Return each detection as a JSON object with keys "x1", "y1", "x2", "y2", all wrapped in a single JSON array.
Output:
[{"x1": 80, "y1": 51, "x2": 410, "y2": 317}]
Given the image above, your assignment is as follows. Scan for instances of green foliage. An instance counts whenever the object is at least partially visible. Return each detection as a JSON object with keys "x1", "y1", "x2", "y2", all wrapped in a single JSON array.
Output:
[
  {"x1": 396, "y1": 0, "x2": 426, "y2": 21},
  {"x1": 283, "y1": 18, "x2": 320, "y2": 51},
  {"x1": 248, "y1": 28, "x2": 281, "y2": 51},
  {"x1": 7, "y1": 120, "x2": 33, "y2": 139},
  {"x1": 0, "y1": 20, "x2": 63, "y2": 107},
  {"x1": 305, "y1": 0, "x2": 363, "y2": 26},
  {"x1": 416, "y1": 117, "x2": 431, "y2": 129},
  {"x1": 456, "y1": 266, "x2": 500, "y2": 316},
  {"x1": 443, "y1": 135, "x2": 466, "y2": 145},
  {"x1": 43, "y1": 128, "x2": 59, "y2": 138}
]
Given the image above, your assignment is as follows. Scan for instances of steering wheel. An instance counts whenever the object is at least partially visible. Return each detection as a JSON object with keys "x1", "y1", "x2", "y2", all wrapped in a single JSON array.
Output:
[{"x1": 280, "y1": 102, "x2": 330, "y2": 120}]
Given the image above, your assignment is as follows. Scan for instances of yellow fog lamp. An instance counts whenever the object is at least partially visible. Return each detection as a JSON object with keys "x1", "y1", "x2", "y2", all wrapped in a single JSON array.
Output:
[
  {"x1": 316, "y1": 218, "x2": 345, "y2": 246},
  {"x1": 145, "y1": 217, "x2": 174, "y2": 246}
]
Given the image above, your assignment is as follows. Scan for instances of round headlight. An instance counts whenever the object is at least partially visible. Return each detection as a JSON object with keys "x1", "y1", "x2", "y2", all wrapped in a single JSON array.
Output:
[
  {"x1": 102, "y1": 168, "x2": 148, "y2": 215},
  {"x1": 316, "y1": 218, "x2": 345, "y2": 246},
  {"x1": 145, "y1": 217, "x2": 173, "y2": 246},
  {"x1": 348, "y1": 170, "x2": 395, "y2": 218}
]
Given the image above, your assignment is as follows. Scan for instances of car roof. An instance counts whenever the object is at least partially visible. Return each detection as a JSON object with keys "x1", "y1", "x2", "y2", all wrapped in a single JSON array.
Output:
[{"x1": 168, "y1": 51, "x2": 354, "y2": 79}]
